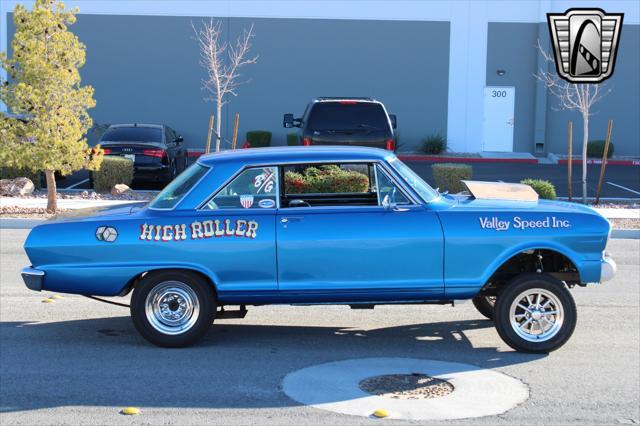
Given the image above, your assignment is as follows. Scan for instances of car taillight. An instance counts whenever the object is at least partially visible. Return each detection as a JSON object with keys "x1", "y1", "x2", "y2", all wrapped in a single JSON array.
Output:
[
  {"x1": 386, "y1": 139, "x2": 395, "y2": 151},
  {"x1": 102, "y1": 148, "x2": 112, "y2": 155},
  {"x1": 339, "y1": 100, "x2": 358, "y2": 105},
  {"x1": 143, "y1": 149, "x2": 165, "y2": 158},
  {"x1": 302, "y1": 137, "x2": 312, "y2": 146}
]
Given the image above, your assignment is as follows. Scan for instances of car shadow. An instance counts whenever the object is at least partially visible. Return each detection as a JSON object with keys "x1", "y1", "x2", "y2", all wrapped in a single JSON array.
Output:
[{"x1": 0, "y1": 316, "x2": 544, "y2": 413}]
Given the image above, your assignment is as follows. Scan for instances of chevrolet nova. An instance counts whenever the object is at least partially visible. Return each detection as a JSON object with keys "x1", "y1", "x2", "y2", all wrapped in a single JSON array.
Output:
[{"x1": 21, "y1": 146, "x2": 615, "y2": 352}]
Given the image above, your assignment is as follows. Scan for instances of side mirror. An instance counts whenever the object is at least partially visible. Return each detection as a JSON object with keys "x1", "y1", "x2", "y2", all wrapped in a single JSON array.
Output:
[
  {"x1": 175, "y1": 136, "x2": 184, "y2": 144},
  {"x1": 389, "y1": 114, "x2": 397, "y2": 129},
  {"x1": 283, "y1": 113, "x2": 294, "y2": 128}
]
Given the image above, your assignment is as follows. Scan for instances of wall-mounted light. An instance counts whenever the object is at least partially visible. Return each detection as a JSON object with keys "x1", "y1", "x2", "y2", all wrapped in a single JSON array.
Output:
[{"x1": 496, "y1": 69, "x2": 506, "y2": 76}]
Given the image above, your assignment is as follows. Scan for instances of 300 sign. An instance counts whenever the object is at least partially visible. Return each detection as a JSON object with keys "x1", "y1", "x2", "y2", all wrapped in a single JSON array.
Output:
[{"x1": 491, "y1": 90, "x2": 508, "y2": 98}]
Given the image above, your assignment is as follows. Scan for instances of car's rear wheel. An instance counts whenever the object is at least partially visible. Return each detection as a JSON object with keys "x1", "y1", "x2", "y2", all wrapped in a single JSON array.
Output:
[
  {"x1": 494, "y1": 273, "x2": 576, "y2": 353},
  {"x1": 472, "y1": 295, "x2": 496, "y2": 320},
  {"x1": 131, "y1": 270, "x2": 216, "y2": 347}
]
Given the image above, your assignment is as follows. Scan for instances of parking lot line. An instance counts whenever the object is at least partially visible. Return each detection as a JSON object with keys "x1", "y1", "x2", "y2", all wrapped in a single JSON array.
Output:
[
  {"x1": 64, "y1": 178, "x2": 90, "y2": 189},
  {"x1": 606, "y1": 182, "x2": 640, "y2": 196}
]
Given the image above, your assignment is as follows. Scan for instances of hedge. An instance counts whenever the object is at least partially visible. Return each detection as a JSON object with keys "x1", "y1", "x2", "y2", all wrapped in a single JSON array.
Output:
[
  {"x1": 287, "y1": 133, "x2": 299, "y2": 146},
  {"x1": 422, "y1": 133, "x2": 447, "y2": 155},
  {"x1": 0, "y1": 167, "x2": 42, "y2": 189},
  {"x1": 246, "y1": 130, "x2": 272, "y2": 148},
  {"x1": 521, "y1": 178, "x2": 556, "y2": 200},
  {"x1": 587, "y1": 140, "x2": 614, "y2": 158},
  {"x1": 431, "y1": 163, "x2": 472, "y2": 194},
  {"x1": 285, "y1": 165, "x2": 369, "y2": 194},
  {"x1": 92, "y1": 156, "x2": 134, "y2": 192}
]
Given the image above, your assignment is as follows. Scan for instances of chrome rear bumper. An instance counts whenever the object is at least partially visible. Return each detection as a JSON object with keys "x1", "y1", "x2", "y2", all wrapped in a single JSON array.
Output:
[
  {"x1": 21, "y1": 267, "x2": 44, "y2": 291},
  {"x1": 600, "y1": 253, "x2": 616, "y2": 282}
]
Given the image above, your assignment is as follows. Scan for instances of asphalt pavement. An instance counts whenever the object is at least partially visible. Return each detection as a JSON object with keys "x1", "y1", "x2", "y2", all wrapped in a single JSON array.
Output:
[
  {"x1": 0, "y1": 229, "x2": 638, "y2": 425},
  {"x1": 55, "y1": 161, "x2": 640, "y2": 199}
]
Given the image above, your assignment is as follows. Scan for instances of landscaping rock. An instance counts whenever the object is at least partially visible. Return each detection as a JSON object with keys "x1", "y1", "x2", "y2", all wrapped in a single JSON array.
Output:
[
  {"x1": 110, "y1": 184, "x2": 131, "y2": 196},
  {"x1": 0, "y1": 177, "x2": 35, "y2": 196}
]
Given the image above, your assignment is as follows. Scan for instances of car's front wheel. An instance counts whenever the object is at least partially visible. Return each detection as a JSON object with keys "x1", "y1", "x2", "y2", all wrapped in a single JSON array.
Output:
[
  {"x1": 494, "y1": 273, "x2": 576, "y2": 353},
  {"x1": 131, "y1": 270, "x2": 216, "y2": 347}
]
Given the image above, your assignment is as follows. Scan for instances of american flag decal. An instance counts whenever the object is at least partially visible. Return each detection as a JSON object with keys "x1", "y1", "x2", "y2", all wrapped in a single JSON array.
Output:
[{"x1": 240, "y1": 195, "x2": 254, "y2": 209}]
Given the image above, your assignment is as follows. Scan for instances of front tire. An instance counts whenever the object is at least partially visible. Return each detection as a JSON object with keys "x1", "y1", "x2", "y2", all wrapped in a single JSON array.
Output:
[
  {"x1": 131, "y1": 270, "x2": 216, "y2": 348},
  {"x1": 494, "y1": 273, "x2": 576, "y2": 353},
  {"x1": 472, "y1": 295, "x2": 496, "y2": 320}
]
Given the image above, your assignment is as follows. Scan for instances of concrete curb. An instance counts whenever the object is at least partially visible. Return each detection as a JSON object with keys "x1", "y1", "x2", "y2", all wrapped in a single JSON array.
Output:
[
  {"x1": 0, "y1": 218, "x2": 46, "y2": 229},
  {"x1": 611, "y1": 229, "x2": 640, "y2": 239}
]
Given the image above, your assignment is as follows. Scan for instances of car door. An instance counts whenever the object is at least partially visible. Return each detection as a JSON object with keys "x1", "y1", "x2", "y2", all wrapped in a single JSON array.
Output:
[
  {"x1": 276, "y1": 162, "x2": 444, "y2": 300},
  {"x1": 196, "y1": 166, "x2": 279, "y2": 293}
]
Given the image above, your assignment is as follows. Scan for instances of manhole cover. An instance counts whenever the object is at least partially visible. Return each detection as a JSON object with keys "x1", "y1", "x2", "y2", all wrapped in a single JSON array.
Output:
[{"x1": 359, "y1": 373, "x2": 454, "y2": 399}]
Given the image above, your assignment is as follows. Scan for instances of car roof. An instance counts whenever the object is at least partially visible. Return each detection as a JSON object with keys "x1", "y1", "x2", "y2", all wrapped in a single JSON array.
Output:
[
  {"x1": 313, "y1": 97, "x2": 377, "y2": 103},
  {"x1": 198, "y1": 146, "x2": 394, "y2": 167},
  {"x1": 107, "y1": 123, "x2": 164, "y2": 129}
]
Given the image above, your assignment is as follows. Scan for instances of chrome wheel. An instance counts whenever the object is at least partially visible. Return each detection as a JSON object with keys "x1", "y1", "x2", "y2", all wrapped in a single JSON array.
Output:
[
  {"x1": 509, "y1": 288, "x2": 564, "y2": 342},
  {"x1": 145, "y1": 281, "x2": 200, "y2": 335}
]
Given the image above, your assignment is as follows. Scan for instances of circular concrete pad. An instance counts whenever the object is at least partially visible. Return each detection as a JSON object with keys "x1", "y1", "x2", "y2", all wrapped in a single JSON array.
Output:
[{"x1": 282, "y1": 357, "x2": 529, "y2": 421}]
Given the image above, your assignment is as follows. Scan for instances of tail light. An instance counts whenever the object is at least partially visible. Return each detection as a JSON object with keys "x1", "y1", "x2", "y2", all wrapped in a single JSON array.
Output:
[
  {"x1": 302, "y1": 137, "x2": 312, "y2": 146},
  {"x1": 143, "y1": 149, "x2": 166, "y2": 158},
  {"x1": 386, "y1": 139, "x2": 395, "y2": 151},
  {"x1": 339, "y1": 100, "x2": 358, "y2": 105},
  {"x1": 102, "y1": 148, "x2": 112, "y2": 155}
]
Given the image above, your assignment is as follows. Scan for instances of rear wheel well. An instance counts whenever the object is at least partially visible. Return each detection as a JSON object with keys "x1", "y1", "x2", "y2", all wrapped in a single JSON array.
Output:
[
  {"x1": 479, "y1": 249, "x2": 580, "y2": 297},
  {"x1": 119, "y1": 268, "x2": 217, "y2": 297}
]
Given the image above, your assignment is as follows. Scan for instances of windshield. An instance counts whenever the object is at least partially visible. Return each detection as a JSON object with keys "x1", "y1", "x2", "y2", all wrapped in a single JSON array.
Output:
[
  {"x1": 388, "y1": 157, "x2": 439, "y2": 202},
  {"x1": 307, "y1": 102, "x2": 389, "y2": 131},
  {"x1": 101, "y1": 127, "x2": 162, "y2": 143},
  {"x1": 149, "y1": 163, "x2": 209, "y2": 209}
]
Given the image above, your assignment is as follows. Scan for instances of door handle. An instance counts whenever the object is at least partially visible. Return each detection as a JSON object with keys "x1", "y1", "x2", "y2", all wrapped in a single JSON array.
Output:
[{"x1": 281, "y1": 217, "x2": 303, "y2": 223}]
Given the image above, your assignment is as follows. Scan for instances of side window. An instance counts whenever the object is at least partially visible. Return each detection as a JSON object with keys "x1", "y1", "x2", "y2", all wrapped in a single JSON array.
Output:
[
  {"x1": 282, "y1": 163, "x2": 376, "y2": 207},
  {"x1": 375, "y1": 165, "x2": 411, "y2": 205},
  {"x1": 204, "y1": 167, "x2": 278, "y2": 210}
]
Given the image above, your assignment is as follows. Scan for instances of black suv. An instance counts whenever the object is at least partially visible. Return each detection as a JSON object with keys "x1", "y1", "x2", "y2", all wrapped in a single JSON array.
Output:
[
  {"x1": 283, "y1": 97, "x2": 397, "y2": 150},
  {"x1": 99, "y1": 124, "x2": 188, "y2": 183}
]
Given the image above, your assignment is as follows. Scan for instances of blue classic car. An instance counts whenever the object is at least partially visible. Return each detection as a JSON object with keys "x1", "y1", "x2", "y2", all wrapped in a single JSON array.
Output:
[{"x1": 21, "y1": 147, "x2": 615, "y2": 352}]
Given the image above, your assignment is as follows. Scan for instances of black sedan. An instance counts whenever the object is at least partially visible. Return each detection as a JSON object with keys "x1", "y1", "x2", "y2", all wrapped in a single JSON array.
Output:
[{"x1": 99, "y1": 123, "x2": 188, "y2": 184}]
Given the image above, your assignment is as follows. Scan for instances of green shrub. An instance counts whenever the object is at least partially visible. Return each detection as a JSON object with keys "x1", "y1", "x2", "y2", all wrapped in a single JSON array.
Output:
[
  {"x1": 431, "y1": 163, "x2": 472, "y2": 194},
  {"x1": 421, "y1": 133, "x2": 447, "y2": 154},
  {"x1": 587, "y1": 140, "x2": 614, "y2": 158},
  {"x1": 246, "y1": 130, "x2": 272, "y2": 148},
  {"x1": 92, "y1": 156, "x2": 134, "y2": 192},
  {"x1": 286, "y1": 133, "x2": 299, "y2": 146},
  {"x1": 285, "y1": 165, "x2": 369, "y2": 194},
  {"x1": 0, "y1": 167, "x2": 42, "y2": 189},
  {"x1": 520, "y1": 178, "x2": 556, "y2": 200}
]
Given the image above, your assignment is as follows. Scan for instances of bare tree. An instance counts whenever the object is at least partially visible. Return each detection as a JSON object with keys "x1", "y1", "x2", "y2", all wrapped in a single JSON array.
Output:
[
  {"x1": 535, "y1": 41, "x2": 610, "y2": 204},
  {"x1": 193, "y1": 20, "x2": 257, "y2": 152}
]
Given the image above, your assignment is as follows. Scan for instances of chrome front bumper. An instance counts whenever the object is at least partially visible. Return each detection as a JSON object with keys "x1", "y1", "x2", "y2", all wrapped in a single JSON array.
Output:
[
  {"x1": 21, "y1": 267, "x2": 44, "y2": 291},
  {"x1": 600, "y1": 253, "x2": 616, "y2": 282}
]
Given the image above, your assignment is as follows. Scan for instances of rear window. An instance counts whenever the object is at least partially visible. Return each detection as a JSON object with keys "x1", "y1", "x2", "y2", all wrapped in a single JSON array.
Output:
[
  {"x1": 307, "y1": 102, "x2": 389, "y2": 131},
  {"x1": 101, "y1": 127, "x2": 162, "y2": 143},
  {"x1": 149, "y1": 164, "x2": 209, "y2": 209}
]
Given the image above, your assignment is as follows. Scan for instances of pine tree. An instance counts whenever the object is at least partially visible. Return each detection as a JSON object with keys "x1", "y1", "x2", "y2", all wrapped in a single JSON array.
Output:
[{"x1": 0, "y1": 0, "x2": 102, "y2": 212}]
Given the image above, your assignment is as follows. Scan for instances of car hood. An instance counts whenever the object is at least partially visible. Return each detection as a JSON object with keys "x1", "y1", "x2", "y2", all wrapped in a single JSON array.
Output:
[{"x1": 50, "y1": 202, "x2": 148, "y2": 223}]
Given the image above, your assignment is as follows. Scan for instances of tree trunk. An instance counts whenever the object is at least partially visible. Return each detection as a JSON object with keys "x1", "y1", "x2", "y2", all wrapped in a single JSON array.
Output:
[
  {"x1": 581, "y1": 114, "x2": 589, "y2": 204},
  {"x1": 44, "y1": 169, "x2": 58, "y2": 213},
  {"x1": 215, "y1": 101, "x2": 222, "y2": 152}
]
